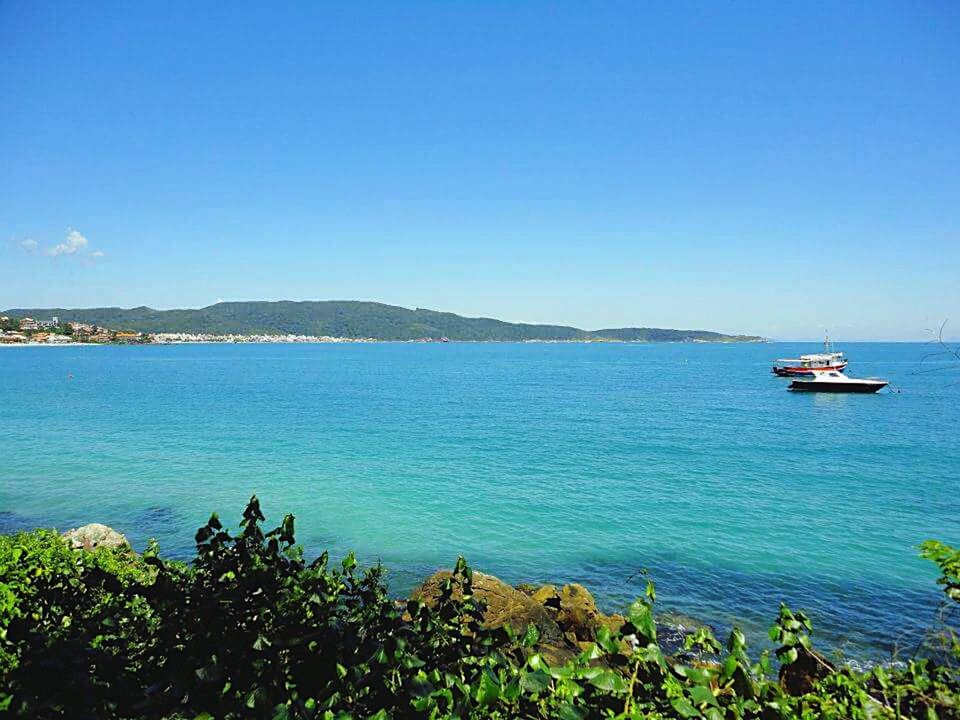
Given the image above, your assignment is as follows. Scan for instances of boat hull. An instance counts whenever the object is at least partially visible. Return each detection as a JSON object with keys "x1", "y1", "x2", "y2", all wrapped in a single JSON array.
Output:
[
  {"x1": 789, "y1": 380, "x2": 887, "y2": 393},
  {"x1": 772, "y1": 362, "x2": 848, "y2": 377}
]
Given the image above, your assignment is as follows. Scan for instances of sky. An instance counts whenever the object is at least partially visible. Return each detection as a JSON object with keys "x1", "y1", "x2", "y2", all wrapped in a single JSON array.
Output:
[{"x1": 1, "y1": 2, "x2": 958, "y2": 341}]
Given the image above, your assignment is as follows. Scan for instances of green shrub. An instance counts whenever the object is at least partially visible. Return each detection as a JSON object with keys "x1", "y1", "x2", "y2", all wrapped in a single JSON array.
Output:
[
  {"x1": 0, "y1": 497, "x2": 957, "y2": 719},
  {"x1": 0, "y1": 528, "x2": 156, "y2": 714}
]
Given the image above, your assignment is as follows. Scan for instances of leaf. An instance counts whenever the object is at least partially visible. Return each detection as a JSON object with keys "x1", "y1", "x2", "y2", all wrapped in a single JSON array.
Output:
[
  {"x1": 577, "y1": 643, "x2": 603, "y2": 662},
  {"x1": 627, "y1": 599, "x2": 657, "y2": 643},
  {"x1": 778, "y1": 646, "x2": 798, "y2": 665},
  {"x1": 721, "y1": 654, "x2": 738, "y2": 682},
  {"x1": 595, "y1": 625, "x2": 619, "y2": 654},
  {"x1": 521, "y1": 622, "x2": 540, "y2": 647},
  {"x1": 410, "y1": 670, "x2": 434, "y2": 698},
  {"x1": 588, "y1": 669, "x2": 626, "y2": 692},
  {"x1": 195, "y1": 665, "x2": 220, "y2": 682},
  {"x1": 520, "y1": 670, "x2": 551, "y2": 694},
  {"x1": 689, "y1": 684, "x2": 716, "y2": 706},
  {"x1": 501, "y1": 677, "x2": 522, "y2": 703},
  {"x1": 576, "y1": 666, "x2": 602, "y2": 680},
  {"x1": 682, "y1": 665, "x2": 715, "y2": 686},
  {"x1": 671, "y1": 697, "x2": 701, "y2": 718},
  {"x1": 476, "y1": 670, "x2": 500, "y2": 706},
  {"x1": 555, "y1": 703, "x2": 587, "y2": 720},
  {"x1": 401, "y1": 654, "x2": 426, "y2": 669},
  {"x1": 728, "y1": 626, "x2": 746, "y2": 653}
]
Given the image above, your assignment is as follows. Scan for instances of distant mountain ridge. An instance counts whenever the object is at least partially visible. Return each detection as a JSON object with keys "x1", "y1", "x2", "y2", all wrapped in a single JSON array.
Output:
[{"x1": 3, "y1": 301, "x2": 764, "y2": 342}]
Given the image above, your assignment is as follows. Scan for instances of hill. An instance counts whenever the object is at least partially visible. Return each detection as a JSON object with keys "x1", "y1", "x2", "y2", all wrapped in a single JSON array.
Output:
[{"x1": 3, "y1": 301, "x2": 764, "y2": 342}]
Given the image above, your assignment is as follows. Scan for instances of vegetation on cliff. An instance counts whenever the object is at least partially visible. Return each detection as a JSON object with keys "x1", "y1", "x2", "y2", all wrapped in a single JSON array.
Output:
[
  {"x1": 2, "y1": 301, "x2": 764, "y2": 342},
  {"x1": 0, "y1": 497, "x2": 956, "y2": 719}
]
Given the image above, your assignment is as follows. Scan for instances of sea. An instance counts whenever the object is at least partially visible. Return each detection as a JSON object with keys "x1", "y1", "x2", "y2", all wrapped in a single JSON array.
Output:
[{"x1": 2, "y1": 341, "x2": 958, "y2": 662}]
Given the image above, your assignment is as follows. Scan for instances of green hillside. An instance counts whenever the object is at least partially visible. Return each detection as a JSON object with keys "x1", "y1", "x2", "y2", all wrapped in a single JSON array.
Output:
[{"x1": 3, "y1": 301, "x2": 764, "y2": 342}]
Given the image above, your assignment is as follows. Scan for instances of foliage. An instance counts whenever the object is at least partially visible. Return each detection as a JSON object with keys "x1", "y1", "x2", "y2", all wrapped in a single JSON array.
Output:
[
  {"x1": 0, "y1": 498, "x2": 957, "y2": 719},
  {"x1": 0, "y1": 529, "x2": 155, "y2": 712},
  {"x1": 1, "y1": 302, "x2": 764, "y2": 342},
  {"x1": 921, "y1": 541, "x2": 960, "y2": 603}
]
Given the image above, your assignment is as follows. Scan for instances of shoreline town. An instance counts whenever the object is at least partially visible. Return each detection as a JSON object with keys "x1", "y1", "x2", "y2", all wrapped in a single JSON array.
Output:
[
  {"x1": 0, "y1": 314, "x2": 371, "y2": 345},
  {"x1": 0, "y1": 313, "x2": 756, "y2": 345}
]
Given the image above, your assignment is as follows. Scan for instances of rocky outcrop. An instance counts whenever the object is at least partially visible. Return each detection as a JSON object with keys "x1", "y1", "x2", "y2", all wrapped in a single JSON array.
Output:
[
  {"x1": 559, "y1": 583, "x2": 626, "y2": 641},
  {"x1": 411, "y1": 571, "x2": 628, "y2": 665},
  {"x1": 412, "y1": 570, "x2": 574, "y2": 664},
  {"x1": 62, "y1": 523, "x2": 129, "y2": 551},
  {"x1": 779, "y1": 646, "x2": 836, "y2": 695}
]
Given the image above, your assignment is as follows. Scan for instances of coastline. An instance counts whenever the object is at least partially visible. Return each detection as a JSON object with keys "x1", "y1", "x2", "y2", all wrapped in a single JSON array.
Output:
[
  {"x1": 0, "y1": 342, "x2": 89, "y2": 348},
  {"x1": 0, "y1": 337, "x2": 769, "y2": 347},
  {"x1": 0, "y1": 518, "x2": 917, "y2": 670}
]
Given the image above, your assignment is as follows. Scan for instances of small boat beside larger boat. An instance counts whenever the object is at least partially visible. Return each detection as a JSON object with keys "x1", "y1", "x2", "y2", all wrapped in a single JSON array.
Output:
[
  {"x1": 788, "y1": 370, "x2": 888, "y2": 394},
  {"x1": 772, "y1": 351, "x2": 847, "y2": 376},
  {"x1": 772, "y1": 335, "x2": 847, "y2": 376}
]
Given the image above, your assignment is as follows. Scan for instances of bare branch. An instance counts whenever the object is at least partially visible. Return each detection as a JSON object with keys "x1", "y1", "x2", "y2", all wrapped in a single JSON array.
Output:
[{"x1": 916, "y1": 319, "x2": 960, "y2": 377}]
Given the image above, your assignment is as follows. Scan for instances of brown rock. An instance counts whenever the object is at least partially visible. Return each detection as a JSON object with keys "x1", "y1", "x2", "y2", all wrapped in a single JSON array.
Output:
[
  {"x1": 530, "y1": 584, "x2": 561, "y2": 611},
  {"x1": 557, "y1": 583, "x2": 603, "y2": 641},
  {"x1": 412, "y1": 571, "x2": 577, "y2": 665},
  {"x1": 411, "y1": 572, "x2": 639, "y2": 667},
  {"x1": 601, "y1": 613, "x2": 627, "y2": 635},
  {"x1": 514, "y1": 583, "x2": 540, "y2": 596},
  {"x1": 779, "y1": 646, "x2": 835, "y2": 695}
]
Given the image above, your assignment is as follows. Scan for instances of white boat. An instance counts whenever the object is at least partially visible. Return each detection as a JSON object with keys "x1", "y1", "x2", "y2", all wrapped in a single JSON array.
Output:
[
  {"x1": 788, "y1": 370, "x2": 887, "y2": 394},
  {"x1": 772, "y1": 334, "x2": 847, "y2": 376}
]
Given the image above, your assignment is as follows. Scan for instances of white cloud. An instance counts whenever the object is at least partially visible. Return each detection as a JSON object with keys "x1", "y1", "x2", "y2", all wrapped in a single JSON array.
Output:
[
  {"x1": 47, "y1": 228, "x2": 89, "y2": 256},
  {"x1": 19, "y1": 238, "x2": 38, "y2": 252},
  {"x1": 90, "y1": 250, "x2": 105, "y2": 259}
]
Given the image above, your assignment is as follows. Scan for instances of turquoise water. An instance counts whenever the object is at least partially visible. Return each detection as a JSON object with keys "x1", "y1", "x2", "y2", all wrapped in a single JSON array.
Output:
[{"x1": 2, "y1": 342, "x2": 958, "y2": 660}]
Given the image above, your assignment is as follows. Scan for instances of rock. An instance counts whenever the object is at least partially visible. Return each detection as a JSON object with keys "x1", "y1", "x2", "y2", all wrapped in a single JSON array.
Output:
[
  {"x1": 530, "y1": 584, "x2": 561, "y2": 610},
  {"x1": 411, "y1": 571, "x2": 636, "y2": 667},
  {"x1": 412, "y1": 571, "x2": 576, "y2": 665},
  {"x1": 412, "y1": 570, "x2": 564, "y2": 639},
  {"x1": 779, "y1": 646, "x2": 835, "y2": 695},
  {"x1": 557, "y1": 583, "x2": 603, "y2": 642},
  {"x1": 602, "y1": 613, "x2": 627, "y2": 635},
  {"x1": 62, "y1": 523, "x2": 129, "y2": 551},
  {"x1": 514, "y1": 582, "x2": 540, "y2": 596}
]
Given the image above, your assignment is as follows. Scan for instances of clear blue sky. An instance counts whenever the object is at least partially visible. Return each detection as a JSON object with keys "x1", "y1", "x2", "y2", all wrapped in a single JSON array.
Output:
[{"x1": 2, "y1": 2, "x2": 958, "y2": 340}]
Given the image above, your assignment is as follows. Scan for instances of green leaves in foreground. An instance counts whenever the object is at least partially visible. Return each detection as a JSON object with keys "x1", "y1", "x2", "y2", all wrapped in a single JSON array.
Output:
[
  {"x1": 921, "y1": 539, "x2": 960, "y2": 602},
  {"x1": 0, "y1": 497, "x2": 958, "y2": 719}
]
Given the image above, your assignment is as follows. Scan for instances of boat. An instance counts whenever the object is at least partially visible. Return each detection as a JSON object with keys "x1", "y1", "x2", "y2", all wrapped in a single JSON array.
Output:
[
  {"x1": 788, "y1": 370, "x2": 887, "y2": 393},
  {"x1": 771, "y1": 334, "x2": 847, "y2": 376}
]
